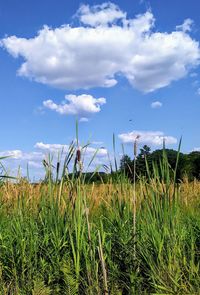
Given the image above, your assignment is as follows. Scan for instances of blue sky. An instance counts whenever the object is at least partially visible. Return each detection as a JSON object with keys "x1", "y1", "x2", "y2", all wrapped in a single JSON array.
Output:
[{"x1": 0, "y1": 0, "x2": 200, "y2": 179}]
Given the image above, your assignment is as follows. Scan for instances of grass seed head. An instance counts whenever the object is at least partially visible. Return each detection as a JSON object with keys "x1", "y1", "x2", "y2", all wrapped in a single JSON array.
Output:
[
  {"x1": 76, "y1": 148, "x2": 81, "y2": 162},
  {"x1": 134, "y1": 135, "x2": 140, "y2": 157}
]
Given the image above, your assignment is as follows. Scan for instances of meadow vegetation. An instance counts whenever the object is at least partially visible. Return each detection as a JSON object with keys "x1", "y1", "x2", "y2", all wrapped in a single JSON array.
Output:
[{"x1": 0, "y1": 142, "x2": 200, "y2": 294}]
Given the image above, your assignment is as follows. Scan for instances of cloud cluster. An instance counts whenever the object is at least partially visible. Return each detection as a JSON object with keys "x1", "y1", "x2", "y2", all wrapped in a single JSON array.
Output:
[
  {"x1": 0, "y1": 142, "x2": 109, "y2": 179},
  {"x1": 0, "y1": 150, "x2": 44, "y2": 177},
  {"x1": 118, "y1": 130, "x2": 177, "y2": 146},
  {"x1": 0, "y1": 150, "x2": 43, "y2": 161},
  {"x1": 43, "y1": 94, "x2": 106, "y2": 117},
  {"x1": 1, "y1": 3, "x2": 199, "y2": 92},
  {"x1": 151, "y1": 101, "x2": 162, "y2": 108},
  {"x1": 77, "y1": 2, "x2": 126, "y2": 27},
  {"x1": 79, "y1": 117, "x2": 89, "y2": 122},
  {"x1": 176, "y1": 18, "x2": 193, "y2": 33},
  {"x1": 35, "y1": 142, "x2": 107, "y2": 157},
  {"x1": 0, "y1": 150, "x2": 23, "y2": 159},
  {"x1": 34, "y1": 142, "x2": 67, "y2": 152}
]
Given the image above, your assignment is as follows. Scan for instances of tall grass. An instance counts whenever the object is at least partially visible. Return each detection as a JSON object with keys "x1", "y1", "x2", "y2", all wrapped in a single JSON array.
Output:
[{"x1": 0, "y1": 144, "x2": 199, "y2": 294}]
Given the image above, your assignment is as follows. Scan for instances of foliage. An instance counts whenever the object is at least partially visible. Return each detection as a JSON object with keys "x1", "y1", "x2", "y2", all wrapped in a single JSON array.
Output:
[
  {"x1": 0, "y1": 152, "x2": 199, "y2": 294},
  {"x1": 120, "y1": 145, "x2": 200, "y2": 182},
  {"x1": 0, "y1": 138, "x2": 200, "y2": 293}
]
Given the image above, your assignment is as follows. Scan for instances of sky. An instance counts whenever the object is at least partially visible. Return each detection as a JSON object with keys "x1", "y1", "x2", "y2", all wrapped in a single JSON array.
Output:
[{"x1": 0, "y1": 0, "x2": 200, "y2": 179}]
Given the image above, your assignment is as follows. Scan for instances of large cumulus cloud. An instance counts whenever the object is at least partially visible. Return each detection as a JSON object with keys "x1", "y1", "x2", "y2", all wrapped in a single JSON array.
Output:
[{"x1": 1, "y1": 3, "x2": 200, "y2": 92}]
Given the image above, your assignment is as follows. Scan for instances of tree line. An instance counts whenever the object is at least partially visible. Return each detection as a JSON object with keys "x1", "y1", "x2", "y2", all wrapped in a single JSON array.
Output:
[{"x1": 120, "y1": 145, "x2": 200, "y2": 182}]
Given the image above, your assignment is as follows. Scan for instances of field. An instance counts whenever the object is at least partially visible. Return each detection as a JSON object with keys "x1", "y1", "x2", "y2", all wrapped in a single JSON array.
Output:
[
  {"x1": 1, "y1": 0, "x2": 200, "y2": 293},
  {"x1": 0, "y1": 152, "x2": 200, "y2": 294}
]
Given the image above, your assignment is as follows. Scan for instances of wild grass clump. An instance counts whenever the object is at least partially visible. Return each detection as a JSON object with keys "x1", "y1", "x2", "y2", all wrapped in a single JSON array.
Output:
[{"x1": 0, "y1": 141, "x2": 199, "y2": 294}]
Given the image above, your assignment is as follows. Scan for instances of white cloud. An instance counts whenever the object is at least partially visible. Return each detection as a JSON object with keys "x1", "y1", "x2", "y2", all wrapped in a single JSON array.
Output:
[
  {"x1": 77, "y1": 3, "x2": 126, "y2": 27},
  {"x1": 0, "y1": 150, "x2": 43, "y2": 161},
  {"x1": 118, "y1": 130, "x2": 177, "y2": 146},
  {"x1": 43, "y1": 94, "x2": 106, "y2": 117},
  {"x1": 0, "y1": 150, "x2": 23, "y2": 159},
  {"x1": 35, "y1": 141, "x2": 107, "y2": 157},
  {"x1": 0, "y1": 142, "x2": 109, "y2": 180},
  {"x1": 1, "y1": 4, "x2": 199, "y2": 92},
  {"x1": 28, "y1": 161, "x2": 43, "y2": 168},
  {"x1": 0, "y1": 149, "x2": 44, "y2": 179},
  {"x1": 151, "y1": 101, "x2": 162, "y2": 108},
  {"x1": 91, "y1": 141, "x2": 104, "y2": 145},
  {"x1": 192, "y1": 147, "x2": 200, "y2": 152},
  {"x1": 34, "y1": 142, "x2": 68, "y2": 152},
  {"x1": 83, "y1": 146, "x2": 107, "y2": 157},
  {"x1": 34, "y1": 141, "x2": 108, "y2": 172},
  {"x1": 79, "y1": 117, "x2": 89, "y2": 122},
  {"x1": 176, "y1": 18, "x2": 193, "y2": 33}
]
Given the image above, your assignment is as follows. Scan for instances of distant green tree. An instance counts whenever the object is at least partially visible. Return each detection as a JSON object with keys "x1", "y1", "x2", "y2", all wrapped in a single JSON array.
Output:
[
  {"x1": 185, "y1": 151, "x2": 200, "y2": 180},
  {"x1": 120, "y1": 146, "x2": 188, "y2": 182},
  {"x1": 120, "y1": 146, "x2": 152, "y2": 180},
  {"x1": 136, "y1": 145, "x2": 151, "y2": 178},
  {"x1": 120, "y1": 155, "x2": 133, "y2": 178},
  {"x1": 139, "y1": 145, "x2": 151, "y2": 157}
]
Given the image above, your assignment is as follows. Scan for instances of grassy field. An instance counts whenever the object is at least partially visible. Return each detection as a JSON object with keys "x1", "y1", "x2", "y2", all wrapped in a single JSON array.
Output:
[{"x1": 0, "y1": 146, "x2": 200, "y2": 294}]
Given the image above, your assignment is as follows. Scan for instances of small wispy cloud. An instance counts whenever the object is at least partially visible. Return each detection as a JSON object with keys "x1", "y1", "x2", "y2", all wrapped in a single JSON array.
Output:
[
  {"x1": 77, "y1": 2, "x2": 126, "y2": 27},
  {"x1": 79, "y1": 117, "x2": 89, "y2": 122},
  {"x1": 151, "y1": 101, "x2": 162, "y2": 108},
  {"x1": 91, "y1": 141, "x2": 104, "y2": 145},
  {"x1": 176, "y1": 18, "x2": 194, "y2": 33}
]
